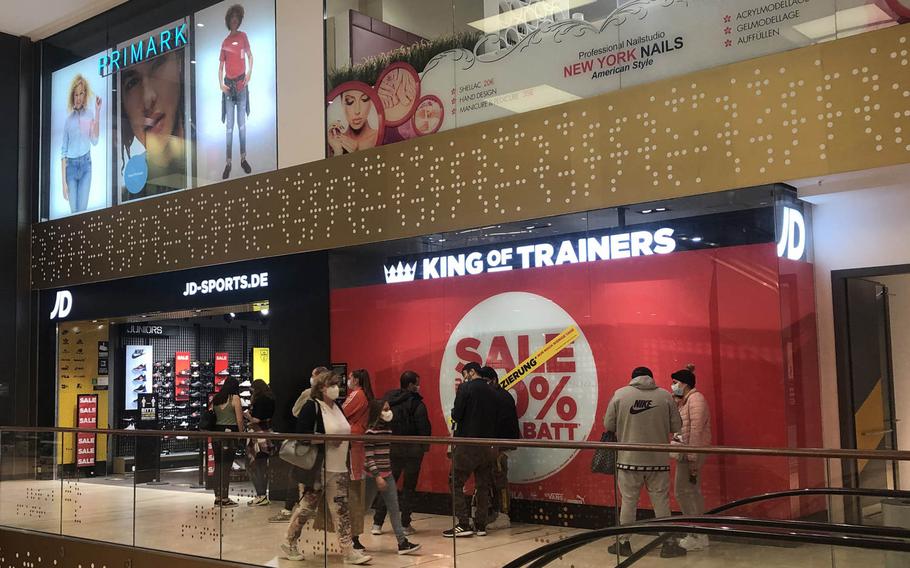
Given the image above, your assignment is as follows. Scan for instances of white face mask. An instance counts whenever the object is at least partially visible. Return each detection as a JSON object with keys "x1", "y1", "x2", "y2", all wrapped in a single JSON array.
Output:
[
  {"x1": 381, "y1": 410, "x2": 394, "y2": 422},
  {"x1": 326, "y1": 385, "x2": 341, "y2": 400},
  {"x1": 671, "y1": 382, "x2": 685, "y2": 397}
]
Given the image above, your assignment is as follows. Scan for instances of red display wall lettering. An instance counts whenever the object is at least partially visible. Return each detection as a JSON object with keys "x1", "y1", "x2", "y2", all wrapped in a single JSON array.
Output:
[{"x1": 330, "y1": 243, "x2": 824, "y2": 515}]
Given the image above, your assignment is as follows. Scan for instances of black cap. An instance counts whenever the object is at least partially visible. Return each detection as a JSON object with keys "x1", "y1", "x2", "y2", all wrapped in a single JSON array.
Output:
[
  {"x1": 631, "y1": 366, "x2": 653, "y2": 379},
  {"x1": 671, "y1": 368, "x2": 696, "y2": 388},
  {"x1": 479, "y1": 366, "x2": 498, "y2": 381},
  {"x1": 462, "y1": 362, "x2": 483, "y2": 376}
]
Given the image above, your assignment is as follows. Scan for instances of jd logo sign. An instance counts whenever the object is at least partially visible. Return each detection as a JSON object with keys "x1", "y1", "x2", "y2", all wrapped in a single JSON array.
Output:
[
  {"x1": 777, "y1": 207, "x2": 807, "y2": 261},
  {"x1": 49, "y1": 290, "x2": 73, "y2": 320}
]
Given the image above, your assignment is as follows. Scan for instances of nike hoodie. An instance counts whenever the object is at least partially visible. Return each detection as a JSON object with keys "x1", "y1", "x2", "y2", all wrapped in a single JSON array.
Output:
[{"x1": 603, "y1": 375, "x2": 682, "y2": 472}]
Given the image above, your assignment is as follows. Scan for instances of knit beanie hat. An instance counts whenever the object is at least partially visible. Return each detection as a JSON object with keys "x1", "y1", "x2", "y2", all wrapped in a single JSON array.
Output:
[{"x1": 671, "y1": 368, "x2": 696, "y2": 388}]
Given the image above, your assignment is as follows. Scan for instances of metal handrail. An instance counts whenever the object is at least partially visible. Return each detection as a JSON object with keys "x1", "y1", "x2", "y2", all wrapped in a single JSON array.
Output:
[
  {"x1": 515, "y1": 488, "x2": 910, "y2": 568},
  {"x1": 708, "y1": 487, "x2": 910, "y2": 515},
  {"x1": 4, "y1": 425, "x2": 910, "y2": 461},
  {"x1": 503, "y1": 516, "x2": 910, "y2": 568}
]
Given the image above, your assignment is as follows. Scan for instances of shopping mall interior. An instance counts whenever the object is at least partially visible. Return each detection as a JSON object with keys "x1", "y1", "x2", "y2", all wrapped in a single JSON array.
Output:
[{"x1": 3, "y1": 0, "x2": 910, "y2": 566}]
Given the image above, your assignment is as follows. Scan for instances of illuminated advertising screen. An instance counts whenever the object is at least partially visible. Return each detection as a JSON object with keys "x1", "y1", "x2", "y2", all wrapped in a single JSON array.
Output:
[
  {"x1": 115, "y1": 20, "x2": 193, "y2": 203},
  {"x1": 193, "y1": 0, "x2": 277, "y2": 184},
  {"x1": 48, "y1": 53, "x2": 112, "y2": 220}
]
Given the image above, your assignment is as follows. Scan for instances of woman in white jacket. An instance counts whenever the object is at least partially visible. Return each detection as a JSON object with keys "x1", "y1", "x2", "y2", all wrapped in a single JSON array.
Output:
[{"x1": 671, "y1": 366, "x2": 711, "y2": 551}]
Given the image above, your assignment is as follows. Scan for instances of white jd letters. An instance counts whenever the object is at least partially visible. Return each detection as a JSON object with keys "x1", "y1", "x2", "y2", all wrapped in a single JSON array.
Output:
[{"x1": 49, "y1": 290, "x2": 73, "y2": 320}]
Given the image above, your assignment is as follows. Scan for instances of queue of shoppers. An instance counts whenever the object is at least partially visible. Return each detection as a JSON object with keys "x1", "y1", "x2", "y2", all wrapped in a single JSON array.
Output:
[{"x1": 203, "y1": 361, "x2": 710, "y2": 564}]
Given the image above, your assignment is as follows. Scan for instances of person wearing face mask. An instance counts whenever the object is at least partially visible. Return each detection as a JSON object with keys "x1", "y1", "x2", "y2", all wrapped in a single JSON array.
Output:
[
  {"x1": 281, "y1": 371, "x2": 371, "y2": 565},
  {"x1": 372, "y1": 371, "x2": 431, "y2": 536},
  {"x1": 343, "y1": 369, "x2": 375, "y2": 552},
  {"x1": 671, "y1": 365, "x2": 711, "y2": 552},
  {"x1": 362, "y1": 399, "x2": 421, "y2": 555}
]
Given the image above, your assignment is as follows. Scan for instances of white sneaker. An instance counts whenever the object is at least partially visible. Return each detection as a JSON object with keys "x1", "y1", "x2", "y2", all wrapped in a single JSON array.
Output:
[
  {"x1": 370, "y1": 524, "x2": 382, "y2": 535},
  {"x1": 281, "y1": 542, "x2": 304, "y2": 561},
  {"x1": 344, "y1": 551, "x2": 372, "y2": 565},
  {"x1": 486, "y1": 512, "x2": 511, "y2": 530},
  {"x1": 680, "y1": 535, "x2": 709, "y2": 551}
]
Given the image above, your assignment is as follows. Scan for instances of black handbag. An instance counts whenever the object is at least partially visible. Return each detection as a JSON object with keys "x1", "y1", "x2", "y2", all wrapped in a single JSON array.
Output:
[
  {"x1": 591, "y1": 431, "x2": 617, "y2": 475},
  {"x1": 198, "y1": 408, "x2": 217, "y2": 431}
]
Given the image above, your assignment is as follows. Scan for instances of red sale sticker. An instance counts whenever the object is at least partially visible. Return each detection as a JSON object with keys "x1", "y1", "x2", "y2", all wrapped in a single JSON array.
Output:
[{"x1": 76, "y1": 394, "x2": 98, "y2": 467}]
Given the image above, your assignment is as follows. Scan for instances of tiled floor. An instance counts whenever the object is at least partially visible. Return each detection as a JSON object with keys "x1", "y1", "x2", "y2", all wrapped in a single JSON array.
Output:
[{"x1": 0, "y1": 477, "x2": 893, "y2": 567}]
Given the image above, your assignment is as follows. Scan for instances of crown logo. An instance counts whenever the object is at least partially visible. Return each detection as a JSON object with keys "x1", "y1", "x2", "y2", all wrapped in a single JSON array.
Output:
[{"x1": 384, "y1": 262, "x2": 417, "y2": 284}]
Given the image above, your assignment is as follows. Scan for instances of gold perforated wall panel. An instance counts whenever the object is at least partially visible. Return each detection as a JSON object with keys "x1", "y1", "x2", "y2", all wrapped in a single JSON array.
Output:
[
  {"x1": 31, "y1": 25, "x2": 910, "y2": 289},
  {"x1": 0, "y1": 528, "x2": 247, "y2": 568}
]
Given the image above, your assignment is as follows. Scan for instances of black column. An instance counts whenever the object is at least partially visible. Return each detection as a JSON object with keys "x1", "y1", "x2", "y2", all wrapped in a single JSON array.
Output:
[
  {"x1": 0, "y1": 32, "x2": 35, "y2": 426},
  {"x1": 268, "y1": 251, "x2": 331, "y2": 433}
]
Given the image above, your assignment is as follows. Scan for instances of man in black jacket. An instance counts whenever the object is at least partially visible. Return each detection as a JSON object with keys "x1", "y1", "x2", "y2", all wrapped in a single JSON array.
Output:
[
  {"x1": 444, "y1": 362, "x2": 498, "y2": 538},
  {"x1": 373, "y1": 370, "x2": 431, "y2": 535},
  {"x1": 480, "y1": 366, "x2": 520, "y2": 530}
]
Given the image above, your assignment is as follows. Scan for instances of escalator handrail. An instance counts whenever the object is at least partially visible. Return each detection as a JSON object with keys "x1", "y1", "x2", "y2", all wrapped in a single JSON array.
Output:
[
  {"x1": 519, "y1": 487, "x2": 910, "y2": 568},
  {"x1": 504, "y1": 516, "x2": 910, "y2": 568},
  {"x1": 706, "y1": 486, "x2": 910, "y2": 515}
]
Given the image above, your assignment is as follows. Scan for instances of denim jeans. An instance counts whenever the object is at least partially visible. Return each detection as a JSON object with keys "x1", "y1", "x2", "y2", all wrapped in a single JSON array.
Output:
[
  {"x1": 365, "y1": 475, "x2": 406, "y2": 544},
  {"x1": 225, "y1": 86, "x2": 247, "y2": 160},
  {"x1": 373, "y1": 454, "x2": 422, "y2": 528},
  {"x1": 65, "y1": 153, "x2": 92, "y2": 214},
  {"x1": 249, "y1": 455, "x2": 269, "y2": 497}
]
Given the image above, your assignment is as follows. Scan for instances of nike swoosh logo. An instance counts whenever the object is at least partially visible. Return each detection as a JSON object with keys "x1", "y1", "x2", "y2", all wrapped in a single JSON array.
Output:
[{"x1": 629, "y1": 401, "x2": 656, "y2": 415}]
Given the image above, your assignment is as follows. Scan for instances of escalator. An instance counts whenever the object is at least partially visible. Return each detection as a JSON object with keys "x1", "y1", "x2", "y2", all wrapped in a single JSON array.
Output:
[{"x1": 504, "y1": 488, "x2": 910, "y2": 568}]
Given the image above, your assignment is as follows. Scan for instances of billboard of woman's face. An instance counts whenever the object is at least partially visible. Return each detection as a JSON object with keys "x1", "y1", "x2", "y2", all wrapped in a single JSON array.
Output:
[
  {"x1": 117, "y1": 22, "x2": 191, "y2": 203},
  {"x1": 326, "y1": 82, "x2": 385, "y2": 157},
  {"x1": 47, "y1": 53, "x2": 111, "y2": 220}
]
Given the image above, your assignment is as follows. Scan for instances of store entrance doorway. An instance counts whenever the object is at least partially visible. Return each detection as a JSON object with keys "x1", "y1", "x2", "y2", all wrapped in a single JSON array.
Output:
[{"x1": 834, "y1": 266, "x2": 910, "y2": 521}]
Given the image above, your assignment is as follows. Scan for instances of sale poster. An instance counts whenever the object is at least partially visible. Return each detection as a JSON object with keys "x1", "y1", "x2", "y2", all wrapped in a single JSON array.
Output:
[
  {"x1": 253, "y1": 347, "x2": 270, "y2": 383},
  {"x1": 76, "y1": 394, "x2": 98, "y2": 467},
  {"x1": 175, "y1": 351, "x2": 191, "y2": 401},
  {"x1": 214, "y1": 352, "x2": 229, "y2": 391},
  {"x1": 331, "y1": 243, "x2": 823, "y2": 512}
]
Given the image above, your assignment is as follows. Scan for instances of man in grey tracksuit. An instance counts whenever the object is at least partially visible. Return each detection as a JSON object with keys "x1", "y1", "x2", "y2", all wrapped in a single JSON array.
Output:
[{"x1": 604, "y1": 366, "x2": 684, "y2": 557}]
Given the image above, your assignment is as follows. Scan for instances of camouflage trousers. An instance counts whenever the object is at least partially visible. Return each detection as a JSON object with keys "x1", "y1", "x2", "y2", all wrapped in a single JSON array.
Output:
[{"x1": 286, "y1": 471, "x2": 352, "y2": 555}]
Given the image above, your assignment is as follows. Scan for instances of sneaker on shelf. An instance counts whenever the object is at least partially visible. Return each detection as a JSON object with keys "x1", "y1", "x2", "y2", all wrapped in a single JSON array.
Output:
[
  {"x1": 217, "y1": 370, "x2": 230, "y2": 376},
  {"x1": 680, "y1": 534, "x2": 709, "y2": 551},
  {"x1": 608, "y1": 540, "x2": 633, "y2": 557},
  {"x1": 486, "y1": 512, "x2": 511, "y2": 530},
  {"x1": 343, "y1": 551, "x2": 372, "y2": 565},
  {"x1": 133, "y1": 384, "x2": 147, "y2": 392},
  {"x1": 190, "y1": 381, "x2": 203, "y2": 388},
  {"x1": 178, "y1": 421, "x2": 189, "y2": 428},
  {"x1": 240, "y1": 390, "x2": 252, "y2": 397},
  {"x1": 660, "y1": 540, "x2": 687, "y2": 558},
  {"x1": 270, "y1": 509, "x2": 292, "y2": 523},
  {"x1": 401, "y1": 525, "x2": 417, "y2": 536},
  {"x1": 239, "y1": 380, "x2": 252, "y2": 388},
  {"x1": 133, "y1": 374, "x2": 147, "y2": 382},
  {"x1": 370, "y1": 524, "x2": 382, "y2": 535},
  {"x1": 397, "y1": 540, "x2": 421, "y2": 555},
  {"x1": 280, "y1": 542, "x2": 304, "y2": 561},
  {"x1": 191, "y1": 371, "x2": 200, "y2": 378},
  {"x1": 442, "y1": 524, "x2": 474, "y2": 538}
]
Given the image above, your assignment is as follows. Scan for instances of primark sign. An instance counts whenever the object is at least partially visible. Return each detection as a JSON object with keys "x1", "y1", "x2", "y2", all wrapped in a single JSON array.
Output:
[{"x1": 384, "y1": 227, "x2": 677, "y2": 284}]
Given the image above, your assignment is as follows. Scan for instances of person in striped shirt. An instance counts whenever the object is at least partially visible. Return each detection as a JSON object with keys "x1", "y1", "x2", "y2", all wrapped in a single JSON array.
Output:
[{"x1": 363, "y1": 399, "x2": 421, "y2": 556}]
